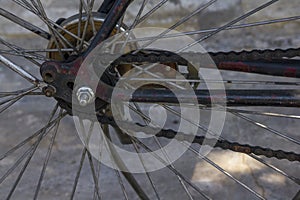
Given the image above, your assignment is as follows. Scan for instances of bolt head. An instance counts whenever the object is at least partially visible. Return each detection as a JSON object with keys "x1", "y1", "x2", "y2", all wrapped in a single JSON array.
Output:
[
  {"x1": 78, "y1": 93, "x2": 89, "y2": 106},
  {"x1": 79, "y1": 100, "x2": 88, "y2": 106},
  {"x1": 76, "y1": 86, "x2": 95, "y2": 106},
  {"x1": 43, "y1": 86, "x2": 56, "y2": 97},
  {"x1": 43, "y1": 72, "x2": 54, "y2": 83}
]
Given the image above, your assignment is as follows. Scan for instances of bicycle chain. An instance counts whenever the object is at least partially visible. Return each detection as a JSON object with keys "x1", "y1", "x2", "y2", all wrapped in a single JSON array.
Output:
[
  {"x1": 97, "y1": 115, "x2": 300, "y2": 162},
  {"x1": 93, "y1": 47, "x2": 300, "y2": 161},
  {"x1": 106, "y1": 47, "x2": 300, "y2": 65}
]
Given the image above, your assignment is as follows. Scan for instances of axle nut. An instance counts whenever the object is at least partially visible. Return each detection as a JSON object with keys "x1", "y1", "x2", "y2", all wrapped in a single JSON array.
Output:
[
  {"x1": 76, "y1": 86, "x2": 95, "y2": 106},
  {"x1": 43, "y1": 86, "x2": 56, "y2": 97}
]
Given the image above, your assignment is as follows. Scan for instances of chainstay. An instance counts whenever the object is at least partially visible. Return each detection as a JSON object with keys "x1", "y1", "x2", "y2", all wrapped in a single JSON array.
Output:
[
  {"x1": 107, "y1": 47, "x2": 300, "y2": 65},
  {"x1": 97, "y1": 115, "x2": 300, "y2": 162},
  {"x1": 95, "y1": 47, "x2": 300, "y2": 161}
]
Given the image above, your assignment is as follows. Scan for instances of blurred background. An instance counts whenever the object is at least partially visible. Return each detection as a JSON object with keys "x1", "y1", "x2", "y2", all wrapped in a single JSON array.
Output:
[{"x1": 0, "y1": 0, "x2": 299, "y2": 199}]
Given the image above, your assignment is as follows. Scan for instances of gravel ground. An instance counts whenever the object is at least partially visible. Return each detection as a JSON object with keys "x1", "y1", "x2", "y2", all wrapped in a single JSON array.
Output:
[{"x1": 0, "y1": 1, "x2": 299, "y2": 200}]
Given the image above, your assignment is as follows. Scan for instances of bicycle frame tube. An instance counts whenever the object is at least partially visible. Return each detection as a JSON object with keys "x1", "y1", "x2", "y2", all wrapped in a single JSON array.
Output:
[
  {"x1": 129, "y1": 89, "x2": 300, "y2": 107},
  {"x1": 98, "y1": 0, "x2": 116, "y2": 14},
  {"x1": 84, "y1": 0, "x2": 132, "y2": 56},
  {"x1": 217, "y1": 60, "x2": 300, "y2": 78},
  {"x1": 90, "y1": 0, "x2": 300, "y2": 77},
  {"x1": 37, "y1": 0, "x2": 300, "y2": 108}
]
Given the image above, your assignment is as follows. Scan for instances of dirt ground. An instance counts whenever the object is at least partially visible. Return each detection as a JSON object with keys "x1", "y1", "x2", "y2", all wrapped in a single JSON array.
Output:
[{"x1": 0, "y1": 1, "x2": 299, "y2": 200}]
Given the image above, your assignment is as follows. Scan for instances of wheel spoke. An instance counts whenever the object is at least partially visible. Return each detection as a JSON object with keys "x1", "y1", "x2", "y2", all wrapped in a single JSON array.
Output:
[
  {"x1": 16, "y1": 0, "x2": 82, "y2": 57},
  {"x1": 109, "y1": 101, "x2": 207, "y2": 199},
  {"x1": 169, "y1": 103, "x2": 300, "y2": 120},
  {"x1": 78, "y1": 0, "x2": 92, "y2": 52},
  {"x1": 87, "y1": 151, "x2": 102, "y2": 200},
  {"x1": 162, "y1": 104, "x2": 215, "y2": 136},
  {"x1": 185, "y1": 144, "x2": 266, "y2": 200},
  {"x1": 86, "y1": 0, "x2": 97, "y2": 36},
  {"x1": 1, "y1": 48, "x2": 74, "y2": 53},
  {"x1": 131, "y1": 139, "x2": 161, "y2": 200},
  {"x1": 113, "y1": 167, "x2": 129, "y2": 200},
  {"x1": 78, "y1": 119, "x2": 95, "y2": 146},
  {"x1": 0, "y1": 96, "x2": 23, "y2": 114},
  {"x1": 131, "y1": 137, "x2": 211, "y2": 200},
  {"x1": 293, "y1": 190, "x2": 300, "y2": 200},
  {"x1": 24, "y1": 1, "x2": 65, "y2": 59},
  {"x1": 32, "y1": 0, "x2": 76, "y2": 57},
  {"x1": 114, "y1": 126, "x2": 161, "y2": 200},
  {"x1": 0, "y1": 105, "x2": 62, "y2": 188},
  {"x1": 178, "y1": 0, "x2": 280, "y2": 52},
  {"x1": 130, "y1": 0, "x2": 148, "y2": 29},
  {"x1": 102, "y1": 125, "x2": 129, "y2": 200},
  {"x1": 46, "y1": 19, "x2": 90, "y2": 47},
  {"x1": 5, "y1": 109, "x2": 66, "y2": 199},
  {"x1": 13, "y1": 0, "x2": 38, "y2": 14},
  {"x1": 0, "y1": 140, "x2": 42, "y2": 187},
  {"x1": 120, "y1": 0, "x2": 148, "y2": 51},
  {"x1": 0, "y1": 50, "x2": 48, "y2": 61},
  {"x1": 0, "y1": 87, "x2": 40, "y2": 114},
  {"x1": 0, "y1": 0, "x2": 299, "y2": 199},
  {"x1": 155, "y1": 137, "x2": 194, "y2": 199},
  {"x1": 135, "y1": 0, "x2": 216, "y2": 52},
  {"x1": 0, "y1": 37, "x2": 44, "y2": 67},
  {"x1": 0, "y1": 8, "x2": 50, "y2": 40},
  {"x1": 80, "y1": 119, "x2": 102, "y2": 199},
  {"x1": 103, "y1": 125, "x2": 150, "y2": 200},
  {"x1": 0, "y1": 104, "x2": 59, "y2": 161},
  {"x1": 141, "y1": 101, "x2": 281, "y2": 199},
  {"x1": 120, "y1": 77, "x2": 300, "y2": 86},
  {"x1": 249, "y1": 154, "x2": 300, "y2": 185},
  {"x1": 33, "y1": 109, "x2": 63, "y2": 200},
  {"x1": 129, "y1": 103, "x2": 194, "y2": 199},
  {"x1": 0, "y1": 38, "x2": 50, "y2": 61},
  {"x1": 0, "y1": 87, "x2": 38, "y2": 106},
  {"x1": 0, "y1": 54, "x2": 39, "y2": 84},
  {"x1": 136, "y1": 0, "x2": 169, "y2": 26},
  {"x1": 78, "y1": 0, "x2": 97, "y2": 52},
  {"x1": 231, "y1": 112, "x2": 300, "y2": 145},
  {"x1": 168, "y1": 15, "x2": 300, "y2": 39},
  {"x1": 226, "y1": 108, "x2": 300, "y2": 119},
  {"x1": 70, "y1": 148, "x2": 87, "y2": 200},
  {"x1": 0, "y1": 38, "x2": 45, "y2": 57},
  {"x1": 12, "y1": 0, "x2": 89, "y2": 49},
  {"x1": 93, "y1": 132, "x2": 104, "y2": 200},
  {"x1": 129, "y1": 64, "x2": 185, "y2": 89},
  {"x1": 198, "y1": 107, "x2": 300, "y2": 120},
  {"x1": 127, "y1": 16, "x2": 300, "y2": 42},
  {"x1": 161, "y1": 102, "x2": 300, "y2": 182},
  {"x1": 77, "y1": 0, "x2": 84, "y2": 47}
]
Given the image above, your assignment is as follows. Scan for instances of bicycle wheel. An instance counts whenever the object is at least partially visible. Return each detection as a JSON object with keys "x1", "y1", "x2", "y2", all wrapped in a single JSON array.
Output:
[{"x1": 0, "y1": 0, "x2": 299, "y2": 200}]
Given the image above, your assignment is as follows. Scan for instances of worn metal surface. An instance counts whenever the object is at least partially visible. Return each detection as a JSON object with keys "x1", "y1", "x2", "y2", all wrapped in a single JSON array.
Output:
[
  {"x1": 107, "y1": 49, "x2": 300, "y2": 78},
  {"x1": 96, "y1": 114, "x2": 300, "y2": 162},
  {"x1": 84, "y1": 0, "x2": 132, "y2": 55},
  {"x1": 1, "y1": 0, "x2": 300, "y2": 199}
]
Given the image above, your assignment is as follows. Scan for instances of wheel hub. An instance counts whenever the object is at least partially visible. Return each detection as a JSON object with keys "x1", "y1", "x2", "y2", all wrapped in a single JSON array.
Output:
[
  {"x1": 42, "y1": 12, "x2": 121, "y2": 116},
  {"x1": 41, "y1": 14, "x2": 188, "y2": 117},
  {"x1": 46, "y1": 12, "x2": 120, "y2": 61}
]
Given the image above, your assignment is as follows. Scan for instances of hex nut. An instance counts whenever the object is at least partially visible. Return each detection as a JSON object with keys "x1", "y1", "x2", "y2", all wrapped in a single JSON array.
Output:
[{"x1": 76, "y1": 87, "x2": 95, "y2": 106}]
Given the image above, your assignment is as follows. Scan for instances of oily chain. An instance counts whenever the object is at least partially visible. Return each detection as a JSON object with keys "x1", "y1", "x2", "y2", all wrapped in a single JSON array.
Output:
[
  {"x1": 104, "y1": 47, "x2": 300, "y2": 65},
  {"x1": 97, "y1": 115, "x2": 300, "y2": 162}
]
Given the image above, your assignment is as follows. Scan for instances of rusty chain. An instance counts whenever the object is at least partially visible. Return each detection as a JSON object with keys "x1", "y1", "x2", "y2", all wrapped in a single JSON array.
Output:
[
  {"x1": 97, "y1": 115, "x2": 300, "y2": 162},
  {"x1": 92, "y1": 47, "x2": 300, "y2": 162},
  {"x1": 103, "y1": 47, "x2": 300, "y2": 65}
]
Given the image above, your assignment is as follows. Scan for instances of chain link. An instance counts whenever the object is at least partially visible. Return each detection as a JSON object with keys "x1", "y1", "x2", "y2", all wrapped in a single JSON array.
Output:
[
  {"x1": 97, "y1": 115, "x2": 300, "y2": 162},
  {"x1": 104, "y1": 47, "x2": 300, "y2": 66},
  {"x1": 92, "y1": 48, "x2": 300, "y2": 161}
]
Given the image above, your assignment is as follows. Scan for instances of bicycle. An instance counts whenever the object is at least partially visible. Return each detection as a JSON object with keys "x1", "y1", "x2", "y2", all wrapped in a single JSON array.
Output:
[{"x1": 0, "y1": 0, "x2": 299, "y2": 199}]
